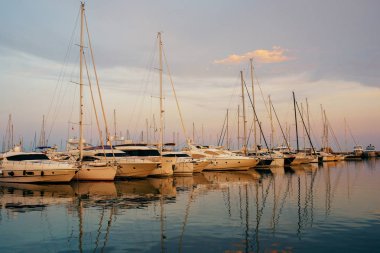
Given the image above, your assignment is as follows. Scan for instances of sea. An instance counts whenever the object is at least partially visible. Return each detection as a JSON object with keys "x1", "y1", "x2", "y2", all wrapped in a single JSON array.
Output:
[{"x1": 0, "y1": 159, "x2": 379, "y2": 253}]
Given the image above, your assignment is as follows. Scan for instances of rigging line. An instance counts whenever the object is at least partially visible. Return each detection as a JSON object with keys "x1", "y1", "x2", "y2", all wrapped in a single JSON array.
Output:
[
  {"x1": 325, "y1": 115, "x2": 343, "y2": 152},
  {"x1": 130, "y1": 37, "x2": 158, "y2": 139},
  {"x1": 46, "y1": 7, "x2": 81, "y2": 141},
  {"x1": 217, "y1": 112, "x2": 228, "y2": 146},
  {"x1": 271, "y1": 100, "x2": 291, "y2": 150},
  {"x1": 84, "y1": 12, "x2": 112, "y2": 147},
  {"x1": 83, "y1": 52, "x2": 106, "y2": 156},
  {"x1": 346, "y1": 120, "x2": 358, "y2": 145},
  {"x1": 252, "y1": 66, "x2": 271, "y2": 117},
  {"x1": 162, "y1": 45, "x2": 189, "y2": 143},
  {"x1": 243, "y1": 79, "x2": 270, "y2": 151},
  {"x1": 295, "y1": 100, "x2": 317, "y2": 154}
]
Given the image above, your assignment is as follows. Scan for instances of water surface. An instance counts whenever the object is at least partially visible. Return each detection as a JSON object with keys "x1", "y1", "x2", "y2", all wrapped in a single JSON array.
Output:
[{"x1": 1, "y1": 159, "x2": 379, "y2": 252}]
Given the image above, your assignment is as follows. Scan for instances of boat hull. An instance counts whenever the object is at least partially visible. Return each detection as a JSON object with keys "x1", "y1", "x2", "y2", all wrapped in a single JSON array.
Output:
[
  {"x1": 116, "y1": 160, "x2": 160, "y2": 178},
  {"x1": 73, "y1": 164, "x2": 117, "y2": 181},
  {"x1": 149, "y1": 160, "x2": 173, "y2": 177},
  {"x1": 204, "y1": 157, "x2": 259, "y2": 171},
  {"x1": 0, "y1": 161, "x2": 77, "y2": 183},
  {"x1": 193, "y1": 161, "x2": 210, "y2": 173}
]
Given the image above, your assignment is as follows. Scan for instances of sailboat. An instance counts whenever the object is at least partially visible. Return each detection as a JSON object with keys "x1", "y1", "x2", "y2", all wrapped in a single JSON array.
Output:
[{"x1": 71, "y1": 2, "x2": 117, "y2": 181}]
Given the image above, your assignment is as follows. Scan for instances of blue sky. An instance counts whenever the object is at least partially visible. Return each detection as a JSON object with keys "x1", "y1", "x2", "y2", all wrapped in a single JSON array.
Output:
[{"x1": 0, "y1": 0, "x2": 379, "y2": 151}]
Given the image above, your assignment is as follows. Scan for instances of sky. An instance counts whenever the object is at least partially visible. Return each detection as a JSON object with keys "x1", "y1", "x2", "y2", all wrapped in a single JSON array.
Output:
[{"x1": 0, "y1": 0, "x2": 379, "y2": 151}]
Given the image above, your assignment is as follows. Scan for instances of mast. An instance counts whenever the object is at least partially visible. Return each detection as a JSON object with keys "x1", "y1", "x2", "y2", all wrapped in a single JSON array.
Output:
[
  {"x1": 158, "y1": 32, "x2": 164, "y2": 154},
  {"x1": 192, "y1": 122, "x2": 195, "y2": 144},
  {"x1": 324, "y1": 109, "x2": 329, "y2": 150},
  {"x1": 306, "y1": 98, "x2": 311, "y2": 151},
  {"x1": 226, "y1": 109, "x2": 229, "y2": 150},
  {"x1": 292, "y1": 91, "x2": 299, "y2": 152},
  {"x1": 250, "y1": 58, "x2": 257, "y2": 151},
  {"x1": 237, "y1": 105, "x2": 240, "y2": 150},
  {"x1": 241, "y1": 71, "x2": 247, "y2": 155},
  {"x1": 269, "y1": 95, "x2": 274, "y2": 149},
  {"x1": 146, "y1": 118, "x2": 149, "y2": 144},
  {"x1": 79, "y1": 2, "x2": 85, "y2": 161},
  {"x1": 39, "y1": 115, "x2": 46, "y2": 147},
  {"x1": 113, "y1": 109, "x2": 117, "y2": 141}
]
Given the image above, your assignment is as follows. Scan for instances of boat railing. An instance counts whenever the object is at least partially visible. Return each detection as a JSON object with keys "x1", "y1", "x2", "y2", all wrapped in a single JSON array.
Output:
[{"x1": 2, "y1": 160, "x2": 74, "y2": 170}]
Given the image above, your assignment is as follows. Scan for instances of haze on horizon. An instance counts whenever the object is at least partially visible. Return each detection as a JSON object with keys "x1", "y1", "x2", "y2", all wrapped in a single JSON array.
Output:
[{"x1": 0, "y1": 0, "x2": 379, "y2": 151}]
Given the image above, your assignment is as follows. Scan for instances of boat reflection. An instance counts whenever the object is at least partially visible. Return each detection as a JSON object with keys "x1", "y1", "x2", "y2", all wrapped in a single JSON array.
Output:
[{"x1": 0, "y1": 182, "x2": 75, "y2": 214}]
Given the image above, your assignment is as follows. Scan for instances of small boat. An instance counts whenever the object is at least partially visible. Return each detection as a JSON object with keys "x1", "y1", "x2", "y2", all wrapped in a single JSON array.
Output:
[
  {"x1": 353, "y1": 145, "x2": 364, "y2": 157},
  {"x1": 0, "y1": 151, "x2": 77, "y2": 183},
  {"x1": 364, "y1": 144, "x2": 376, "y2": 157}
]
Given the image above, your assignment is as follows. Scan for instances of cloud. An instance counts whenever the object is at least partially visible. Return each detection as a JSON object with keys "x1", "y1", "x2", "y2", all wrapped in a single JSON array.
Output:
[{"x1": 213, "y1": 46, "x2": 292, "y2": 64}]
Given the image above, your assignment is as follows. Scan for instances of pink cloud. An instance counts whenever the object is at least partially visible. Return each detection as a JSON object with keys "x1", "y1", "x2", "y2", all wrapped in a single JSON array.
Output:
[{"x1": 214, "y1": 46, "x2": 292, "y2": 64}]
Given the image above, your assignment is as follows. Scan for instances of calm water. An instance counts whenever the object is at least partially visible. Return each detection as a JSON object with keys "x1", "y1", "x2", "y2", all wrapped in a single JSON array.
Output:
[{"x1": 1, "y1": 159, "x2": 380, "y2": 253}]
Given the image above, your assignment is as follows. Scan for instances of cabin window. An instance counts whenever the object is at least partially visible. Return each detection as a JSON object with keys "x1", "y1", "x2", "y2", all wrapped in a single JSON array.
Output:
[
  {"x1": 6, "y1": 154, "x2": 49, "y2": 161},
  {"x1": 82, "y1": 156, "x2": 99, "y2": 162},
  {"x1": 122, "y1": 150, "x2": 161, "y2": 156},
  {"x1": 94, "y1": 153, "x2": 127, "y2": 157},
  {"x1": 163, "y1": 153, "x2": 190, "y2": 157}
]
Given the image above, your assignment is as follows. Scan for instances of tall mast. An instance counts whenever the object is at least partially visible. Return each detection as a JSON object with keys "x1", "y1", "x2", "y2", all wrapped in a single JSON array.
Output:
[
  {"x1": 237, "y1": 105, "x2": 240, "y2": 149},
  {"x1": 269, "y1": 95, "x2": 274, "y2": 149},
  {"x1": 39, "y1": 115, "x2": 46, "y2": 147},
  {"x1": 320, "y1": 104, "x2": 325, "y2": 149},
  {"x1": 146, "y1": 118, "x2": 149, "y2": 144},
  {"x1": 79, "y1": 2, "x2": 85, "y2": 161},
  {"x1": 292, "y1": 91, "x2": 299, "y2": 152},
  {"x1": 113, "y1": 109, "x2": 117, "y2": 140},
  {"x1": 344, "y1": 118, "x2": 347, "y2": 152},
  {"x1": 306, "y1": 98, "x2": 311, "y2": 147},
  {"x1": 158, "y1": 32, "x2": 164, "y2": 153},
  {"x1": 241, "y1": 71, "x2": 247, "y2": 155},
  {"x1": 324, "y1": 110, "x2": 329, "y2": 150},
  {"x1": 192, "y1": 122, "x2": 195, "y2": 143},
  {"x1": 226, "y1": 109, "x2": 229, "y2": 150},
  {"x1": 250, "y1": 58, "x2": 257, "y2": 151}
]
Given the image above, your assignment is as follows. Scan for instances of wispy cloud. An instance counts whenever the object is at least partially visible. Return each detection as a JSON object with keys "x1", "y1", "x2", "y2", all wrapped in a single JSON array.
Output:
[{"x1": 214, "y1": 46, "x2": 292, "y2": 64}]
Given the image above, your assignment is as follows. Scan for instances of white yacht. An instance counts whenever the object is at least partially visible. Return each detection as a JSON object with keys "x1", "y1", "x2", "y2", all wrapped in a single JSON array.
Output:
[
  {"x1": 82, "y1": 146, "x2": 160, "y2": 178},
  {"x1": 162, "y1": 151, "x2": 194, "y2": 176},
  {"x1": 185, "y1": 145, "x2": 259, "y2": 171},
  {"x1": 115, "y1": 144, "x2": 173, "y2": 177},
  {"x1": 0, "y1": 151, "x2": 77, "y2": 183},
  {"x1": 364, "y1": 144, "x2": 376, "y2": 157}
]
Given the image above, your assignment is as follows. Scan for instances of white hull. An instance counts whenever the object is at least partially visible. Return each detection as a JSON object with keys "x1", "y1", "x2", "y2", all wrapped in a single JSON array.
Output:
[
  {"x1": 149, "y1": 160, "x2": 173, "y2": 177},
  {"x1": 116, "y1": 160, "x2": 160, "y2": 178},
  {"x1": 270, "y1": 157, "x2": 284, "y2": 167},
  {"x1": 204, "y1": 157, "x2": 259, "y2": 171},
  {"x1": 290, "y1": 157, "x2": 304, "y2": 166},
  {"x1": 117, "y1": 163, "x2": 158, "y2": 178},
  {"x1": 193, "y1": 161, "x2": 210, "y2": 173},
  {"x1": 0, "y1": 160, "x2": 77, "y2": 183},
  {"x1": 172, "y1": 161, "x2": 193, "y2": 176},
  {"x1": 73, "y1": 163, "x2": 117, "y2": 181},
  {"x1": 0, "y1": 169, "x2": 76, "y2": 183},
  {"x1": 322, "y1": 155, "x2": 335, "y2": 162}
]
